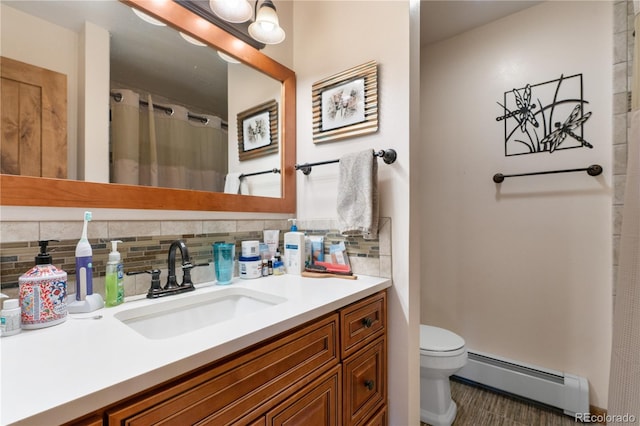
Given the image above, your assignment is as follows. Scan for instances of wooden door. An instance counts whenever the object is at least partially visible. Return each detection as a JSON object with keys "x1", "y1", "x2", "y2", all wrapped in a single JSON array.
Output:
[{"x1": 1, "y1": 56, "x2": 67, "y2": 178}]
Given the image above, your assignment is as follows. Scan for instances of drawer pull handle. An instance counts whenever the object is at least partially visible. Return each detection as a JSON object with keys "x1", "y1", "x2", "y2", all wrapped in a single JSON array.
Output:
[
  {"x1": 364, "y1": 379, "x2": 375, "y2": 390},
  {"x1": 362, "y1": 317, "x2": 373, "y2": 328}
]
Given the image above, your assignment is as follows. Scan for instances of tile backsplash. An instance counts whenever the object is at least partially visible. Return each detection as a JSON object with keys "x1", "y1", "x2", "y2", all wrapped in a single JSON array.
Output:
[{"x1": 0, "y1": 218, "x2": 391, "y2": 300}]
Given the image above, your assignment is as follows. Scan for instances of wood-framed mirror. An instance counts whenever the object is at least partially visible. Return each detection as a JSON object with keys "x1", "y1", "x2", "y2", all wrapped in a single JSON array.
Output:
[{"x1": 0, "y1": 0, "x2": 296, "y2": 213}]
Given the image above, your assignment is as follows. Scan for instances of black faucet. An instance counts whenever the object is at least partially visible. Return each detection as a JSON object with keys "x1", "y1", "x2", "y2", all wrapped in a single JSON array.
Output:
[
  {"x1": 166, "y1": 240, "x2": 194, "y2": 291},
  {"x1": 126, "y1": 240, "x2": 208, "y2": 299}
]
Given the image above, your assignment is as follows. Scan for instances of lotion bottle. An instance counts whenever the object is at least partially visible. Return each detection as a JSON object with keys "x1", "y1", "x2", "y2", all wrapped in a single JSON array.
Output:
[
  {"x1": 105, "y1": 240, "x2": 124, "y2": 307},
  {"x1": 284, "y1": 219, "x2": 305, "y2": 275}
]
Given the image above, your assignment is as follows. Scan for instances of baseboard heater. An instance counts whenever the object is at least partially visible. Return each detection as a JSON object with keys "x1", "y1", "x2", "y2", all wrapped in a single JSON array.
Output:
[{"x1": 454, "y1": 350, "x2": 589, "y2": 417}]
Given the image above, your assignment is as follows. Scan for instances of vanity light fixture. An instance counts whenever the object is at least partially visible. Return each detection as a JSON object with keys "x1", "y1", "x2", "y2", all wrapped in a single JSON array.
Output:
[
  {"x1": 132, "y1": 8, "x2": 166, "y2": 26},
  {"x1": 209, "y1": 0, "x2": 285, "y2": 45},
  {"x1": 248, "y1": 0, "x2": 285, "y2": 45}
]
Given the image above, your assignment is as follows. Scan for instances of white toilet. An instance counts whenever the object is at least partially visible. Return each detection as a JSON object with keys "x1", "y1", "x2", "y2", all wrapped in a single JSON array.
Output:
[{"x1": 420, "y1": 324, "x2": 467, "y2": 426}]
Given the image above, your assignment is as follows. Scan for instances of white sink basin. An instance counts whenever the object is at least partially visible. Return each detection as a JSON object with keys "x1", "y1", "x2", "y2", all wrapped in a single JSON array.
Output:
[{"x1": 114, "y1": 287, "x2": 286, "y2": 339}]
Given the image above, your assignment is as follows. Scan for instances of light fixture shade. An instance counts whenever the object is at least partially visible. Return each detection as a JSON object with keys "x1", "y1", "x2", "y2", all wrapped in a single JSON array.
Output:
[
  {"x1": 248, "y1": 0, "x2": 285, "y2": 45},
  {"x1": 132, "y1": 8, "x2": 166, "y2": 26},
  {"x1": 209, "y1": 0, "x2": 253, "y2": 23},
  {"x1": 179, "y1": 32, "x2": 207, "y2": 46},
  {"x1": 217, "y1": 51, "x2": 241, "y2": 64}
]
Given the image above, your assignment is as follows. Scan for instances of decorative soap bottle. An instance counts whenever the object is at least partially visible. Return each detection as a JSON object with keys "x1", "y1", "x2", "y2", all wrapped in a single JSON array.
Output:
[{"x1": 18, "y1": 240, "x2": 68, "y2": 329}]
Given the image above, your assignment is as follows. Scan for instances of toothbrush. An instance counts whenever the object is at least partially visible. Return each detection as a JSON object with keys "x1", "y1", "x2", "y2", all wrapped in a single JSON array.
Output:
[{"x1": 75, "y1": 211, "x2": 94, "y2": 300}]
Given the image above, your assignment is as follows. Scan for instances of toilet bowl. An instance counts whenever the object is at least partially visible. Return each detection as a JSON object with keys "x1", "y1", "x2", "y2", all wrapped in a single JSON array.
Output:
[{"x1": 420, "y1": 324, "x2": 467, "y2": 426}]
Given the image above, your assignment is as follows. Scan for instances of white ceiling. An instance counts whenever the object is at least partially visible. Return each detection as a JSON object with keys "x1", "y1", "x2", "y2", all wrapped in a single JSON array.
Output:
[{"x1": 421, "y1": 0, "x2": 544, "y2": 46}]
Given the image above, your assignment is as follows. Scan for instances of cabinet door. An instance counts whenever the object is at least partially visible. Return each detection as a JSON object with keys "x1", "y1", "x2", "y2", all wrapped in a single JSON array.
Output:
[
  {"x1": 0, "y1": 56, "x2": 67, "y2": 178},
  {"x1": 266, "y1": 365, "x2": 341, "y2": 426},
  {"x1": 343, "y1": 337, "x2": 386, "y2": 426}
]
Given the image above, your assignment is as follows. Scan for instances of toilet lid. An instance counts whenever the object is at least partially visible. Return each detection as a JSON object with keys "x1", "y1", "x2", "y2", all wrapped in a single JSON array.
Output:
[{"x1": 420, "y1": 325, "x2": 465, "y2": 352}]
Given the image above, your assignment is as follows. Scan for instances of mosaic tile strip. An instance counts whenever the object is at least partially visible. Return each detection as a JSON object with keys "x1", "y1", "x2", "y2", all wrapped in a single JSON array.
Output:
[{"x1": 0, "y1": 218, "x2": 391, "y2": 300}]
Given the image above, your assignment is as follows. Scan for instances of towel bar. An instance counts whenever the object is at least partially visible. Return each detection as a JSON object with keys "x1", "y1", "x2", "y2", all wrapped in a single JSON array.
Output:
[
  {"x1": 239, "y1": 168, "x2": 280, "y2": 179},
  {"x1": 493, "y1": 164, "x2": 602, "y2": 183},
  {"x1": 295, "y1": 149, "x2": 397, "y2": 175}
]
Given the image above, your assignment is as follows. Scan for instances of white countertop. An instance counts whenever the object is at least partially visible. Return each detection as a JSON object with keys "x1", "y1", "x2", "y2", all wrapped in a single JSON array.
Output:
[{"x1": 0, "y1": 274, "x2": 390, "y2": 425}]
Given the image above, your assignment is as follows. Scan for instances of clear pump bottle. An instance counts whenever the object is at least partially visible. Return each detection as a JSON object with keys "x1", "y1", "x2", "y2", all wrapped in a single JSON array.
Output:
[{"x1": 105, "y1": 240, "x2": 124, "y2": 307}]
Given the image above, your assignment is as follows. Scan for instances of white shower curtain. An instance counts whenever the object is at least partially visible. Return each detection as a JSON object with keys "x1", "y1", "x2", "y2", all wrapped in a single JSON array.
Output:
[
  {"x1": 110, "y1": 89, "x2": 140, "y2": 185},
  {"x1": 608, "y1": 6, "x2": 640, "y2": 424},
  {"x1": 110, "y1": 89, "x2": 227, "y2": 191}
]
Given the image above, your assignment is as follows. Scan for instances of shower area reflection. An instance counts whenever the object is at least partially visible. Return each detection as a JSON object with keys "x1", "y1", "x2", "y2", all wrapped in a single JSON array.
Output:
[{"x1": 110, "y1": 89, "x2": 228, "y2": 192}]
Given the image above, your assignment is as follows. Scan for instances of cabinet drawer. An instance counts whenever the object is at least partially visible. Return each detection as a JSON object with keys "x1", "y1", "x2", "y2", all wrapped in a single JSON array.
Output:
[
  {"x1": 343, "y1": 337, "x2": 386, "y2": 426},
  {"x1": 107, "y1": 313, "x2": 339, "y2": 425},
  {"x1": 266, "y1": 364, "x2": 342, "y2": 426},
  {"x1": 340, "y1": 291, "x2": 386, "y2": 359}
]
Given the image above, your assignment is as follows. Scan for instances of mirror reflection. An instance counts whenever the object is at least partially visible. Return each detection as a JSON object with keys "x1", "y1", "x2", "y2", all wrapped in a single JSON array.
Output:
[{"x1": 1, "y1": 0, "x2": 282, "y2": 198}]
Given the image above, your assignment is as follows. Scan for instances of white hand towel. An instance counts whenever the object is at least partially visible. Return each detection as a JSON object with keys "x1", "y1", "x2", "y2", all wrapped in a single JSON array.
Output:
[
  {"x1": 337, "y1": 149, "x2": 379, "y2": 240},
  {"x1": 224, "y1": 173, "x2": 242, "y2": 194},
  {"x1": 239, "y1": 178, "x2": 250, "y2": 195}
]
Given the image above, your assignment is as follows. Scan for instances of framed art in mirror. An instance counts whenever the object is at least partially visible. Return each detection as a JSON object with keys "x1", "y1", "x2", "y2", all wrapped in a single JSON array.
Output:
[{"x1": 238, "y1": 99, "x2": 278, "y2": 161}]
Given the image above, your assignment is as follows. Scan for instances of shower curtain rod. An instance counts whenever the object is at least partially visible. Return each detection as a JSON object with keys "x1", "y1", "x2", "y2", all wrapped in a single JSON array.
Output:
[
  {"x1": 110, "y1": 92, "x2": 228, "y2": 129},
  {"x1": 294, "y1": 148, "x2": 397, "y2": 175},
  {"x1": 240, "y1": 168, "x2": 281, "y2": 178},
  {"x1": 492, "y1": 164, "x2": 603, "y2": 183}
]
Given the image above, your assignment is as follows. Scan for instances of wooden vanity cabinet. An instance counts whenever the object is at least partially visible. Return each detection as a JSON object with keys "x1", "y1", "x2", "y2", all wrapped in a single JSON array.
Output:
[{"x1": 66, "y1": 291, "x2": 387, "y2": 426}]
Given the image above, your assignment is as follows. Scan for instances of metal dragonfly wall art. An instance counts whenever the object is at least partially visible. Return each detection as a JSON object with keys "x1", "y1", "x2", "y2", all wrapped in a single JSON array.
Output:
[{"x1": 496, "y1": 74, "x2": 593, "y2": 156}]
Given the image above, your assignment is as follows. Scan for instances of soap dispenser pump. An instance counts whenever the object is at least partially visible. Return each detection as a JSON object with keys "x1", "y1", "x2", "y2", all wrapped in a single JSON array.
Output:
[{"x1": 18, "y1": 240, "x2": 68, "y2": 329}]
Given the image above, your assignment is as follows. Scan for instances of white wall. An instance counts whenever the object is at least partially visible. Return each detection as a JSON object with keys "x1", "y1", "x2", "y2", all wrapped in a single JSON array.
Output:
[
  {"x1": 293, "y1": 1, "x2": 420, "y2": 424},
  {"x1": 79, "y1": 22, "x2": 110, "y2": 183},
  {"x1": 421, "y1": 1, "x2": 613, "y2": 408}
]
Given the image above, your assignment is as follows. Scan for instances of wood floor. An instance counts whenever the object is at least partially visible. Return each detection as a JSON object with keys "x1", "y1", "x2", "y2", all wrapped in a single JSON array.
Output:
[{"x1": 420, "y1": 378, "x2": 578, "y2": 426}]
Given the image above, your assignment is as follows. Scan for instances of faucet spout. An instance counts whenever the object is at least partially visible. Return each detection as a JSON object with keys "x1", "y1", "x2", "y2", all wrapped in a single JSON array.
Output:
[{"x1": 166, "y1": 240, "x2": 194, "y2": 290}]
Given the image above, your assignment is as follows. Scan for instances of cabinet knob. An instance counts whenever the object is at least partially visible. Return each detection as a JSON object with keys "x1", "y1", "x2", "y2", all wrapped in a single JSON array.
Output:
[
  {"x1": 362, "y1": 317, "x2": 373, "y2": 328},
  {"x1": 364, "y1": 379, "x2": 375, "y2": 391}
]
